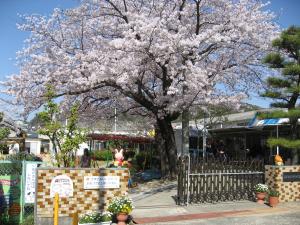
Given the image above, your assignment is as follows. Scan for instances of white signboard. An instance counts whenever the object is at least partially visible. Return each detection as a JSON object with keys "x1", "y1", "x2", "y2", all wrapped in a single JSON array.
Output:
[
  {"x1": 25, "y1": 163, "x2": 38, "y2": 203},
  {"x1": 84, "y1": 176, "x2": 120, "y2": 189},
  {"x1": 50, "y1": 175, "x2": 73, "y2": 197}
]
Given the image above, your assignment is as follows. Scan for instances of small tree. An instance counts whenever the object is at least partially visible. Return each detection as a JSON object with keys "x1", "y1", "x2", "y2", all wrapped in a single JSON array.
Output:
[
  {"x1": 37, "y1": 87, "x2": 62, "y2": 156},
  {"x1": 38, "y1": 87, "x2": 87, "y2": 167},
  {"x1": 0, "y1": 112, "x2": 11, "y2": 154},
  {"x1": 260, "y1": 26, "x2": 300, "y2": 164}
]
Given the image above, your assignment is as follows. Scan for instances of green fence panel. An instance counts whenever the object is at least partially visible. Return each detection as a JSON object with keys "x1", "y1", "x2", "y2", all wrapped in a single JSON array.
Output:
[
  {"x1": 0, "y1": 161, "x2": 23, "y2": 225},
  {"x1": 0, "y1": 160, "x2": 44, "y2": 225}
]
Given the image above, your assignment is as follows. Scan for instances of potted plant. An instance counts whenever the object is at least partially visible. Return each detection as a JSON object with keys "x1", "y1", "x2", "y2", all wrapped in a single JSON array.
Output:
[
  {"x1": 253, "y1": 183, "x2": 268, "y2": 204},
  {"x1": 107, "y1": 195, "x2": 134, "y2": 225},
  {"x1": 79, "y1": 211, "x2": 112, "y2": 225},
  {"x1": 268, "y1": 189, "x2": 280, "y2": 207}
]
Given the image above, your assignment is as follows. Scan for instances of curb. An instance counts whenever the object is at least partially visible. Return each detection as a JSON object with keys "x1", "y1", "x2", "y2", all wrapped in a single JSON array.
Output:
[{"x1": 134, "y1": 209, "x2": 251, "y2": 224}]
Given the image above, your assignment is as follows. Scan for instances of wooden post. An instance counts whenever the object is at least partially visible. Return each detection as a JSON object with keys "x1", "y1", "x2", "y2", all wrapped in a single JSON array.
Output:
[
  {"x1": 54, "y1": 193, "x2": 59, "y2": 225},
  {"x1": 72, "y1": 212, "x2": 78, "y2": 225}
]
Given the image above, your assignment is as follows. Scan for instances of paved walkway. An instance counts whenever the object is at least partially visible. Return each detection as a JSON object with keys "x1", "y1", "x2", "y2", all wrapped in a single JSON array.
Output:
[{"x1": 129, "y1": 182, "x2": 300, "y2": 225}]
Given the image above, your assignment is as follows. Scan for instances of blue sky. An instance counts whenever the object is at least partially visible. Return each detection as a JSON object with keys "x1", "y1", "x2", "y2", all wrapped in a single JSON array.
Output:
[{"x1": 0, "y1": 0, "x2": 300, "y2": 112}]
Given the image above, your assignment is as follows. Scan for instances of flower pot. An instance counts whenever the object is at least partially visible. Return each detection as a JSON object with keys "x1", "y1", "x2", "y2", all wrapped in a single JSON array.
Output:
[
  {"x1": 255, "y1": 192, "x2": 267, "y2": 204},
  {"x1": 116, "y1": 213, "x2": 128, "y2": 225},
  {"x1": 269, "y1": 196, "x2": 279, "y2": 207}
]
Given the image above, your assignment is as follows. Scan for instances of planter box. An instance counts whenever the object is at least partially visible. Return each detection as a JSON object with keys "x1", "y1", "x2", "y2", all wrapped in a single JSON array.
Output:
[{"x1": 79, "y1": 222, "x2": 112, "y2": 225}]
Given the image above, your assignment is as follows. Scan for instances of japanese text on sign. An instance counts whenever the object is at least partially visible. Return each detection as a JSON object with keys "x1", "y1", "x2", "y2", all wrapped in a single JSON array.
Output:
[
  {"x1": 25, "y1": 163, "x2": 38, "y2": 203},
  {"x1": 84, "y1": 176, "x2": 120, "y2": 189}
]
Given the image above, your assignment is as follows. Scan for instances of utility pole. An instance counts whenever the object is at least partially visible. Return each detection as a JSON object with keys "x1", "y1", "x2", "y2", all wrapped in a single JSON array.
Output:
[
  {"x1": 181, "y1": 74, "x2": 189, "y2": 156},
  {"x1": 114, "y1": 108, "x2": 117, "y2": 132},
  {"x1": 182, "y1": 109, "x2": 190, "y2": 156},
  {"x1": 202, "y1": 115, "x2": 206, "y2": 159}
]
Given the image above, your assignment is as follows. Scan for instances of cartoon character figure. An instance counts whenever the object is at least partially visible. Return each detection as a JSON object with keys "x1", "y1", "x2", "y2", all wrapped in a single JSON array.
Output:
[
  {"x1": 275, "y1": 154, "x2": 284, "y2": 166},
  {"x1": 114, "y1": 149, "x2": 124, "y2": 167}
]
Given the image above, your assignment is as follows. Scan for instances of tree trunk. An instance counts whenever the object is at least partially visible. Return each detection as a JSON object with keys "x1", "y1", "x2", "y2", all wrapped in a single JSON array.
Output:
[
  {"x1": 50, "y1": 135, "x2": 61, "y2": 167},
  {"x1": 155, "y1": 126, "x2": 169, "y2": 176},
  {"x1": 156, "y1": 117, "x2": 178, "y2": 178}
]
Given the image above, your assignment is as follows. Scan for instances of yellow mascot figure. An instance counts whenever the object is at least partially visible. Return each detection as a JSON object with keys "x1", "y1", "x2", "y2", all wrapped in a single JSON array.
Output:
[{"x1": 274, "y1": 154, "x2": 284, "y2": 166}]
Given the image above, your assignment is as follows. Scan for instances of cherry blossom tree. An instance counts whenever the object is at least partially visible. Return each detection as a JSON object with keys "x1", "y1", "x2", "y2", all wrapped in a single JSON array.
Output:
[{"x1": 4, "y1": 0, "x2": 278, "y2": 177}]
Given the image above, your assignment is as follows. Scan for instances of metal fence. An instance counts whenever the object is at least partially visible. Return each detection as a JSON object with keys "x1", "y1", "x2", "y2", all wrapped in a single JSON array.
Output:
[
  {"x1": 0, "y1": 160, "x2": 43, "y2": 224},
  {"x1": 177, "y1": 155, "x2": 264, "y2": 205}
]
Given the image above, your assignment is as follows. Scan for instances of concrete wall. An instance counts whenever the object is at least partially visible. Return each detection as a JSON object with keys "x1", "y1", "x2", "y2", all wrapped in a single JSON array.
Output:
[
  {"x1": 265, "y1": 165, "x2": 300, "y2": 202},
  {"x1": 35, "y1": 168, "x2": 129, "y2": 225}
]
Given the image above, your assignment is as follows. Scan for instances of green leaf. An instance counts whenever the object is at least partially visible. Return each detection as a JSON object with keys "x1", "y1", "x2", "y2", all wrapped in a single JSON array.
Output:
[
  {"x1": 257, "y1": 110, "x2": 286, "y2": 119},
  {"x1": 270, "y1": 102, "x2": 289, "y2": 108},
  {"x1": 266, "y1": 77, "x2": 290, "y2": 88},
  {"x1": 283, "y1": 64, "x2": 300, "y2": 76},
  {"x1": 286, "y1": 85, "x2": 300, "y2": 94},
  {"x1": 257, "y1": 108, "x2": 300, "y2": 119},
  {"x1": 267, "y1": 137, "x2": 300, "y2": 149},
  {"x1": 263, "y1": 53, "x2": 284, "y2": 68},
  {"x1": 0, "y1": 128, "x2": 10, "y2": 140},
  {"x1": 274, "y1": 26, "x2": 300, "y2": 55},
  {"x1": 260, "y1": 90, "x2": 283, "y2": 99}
]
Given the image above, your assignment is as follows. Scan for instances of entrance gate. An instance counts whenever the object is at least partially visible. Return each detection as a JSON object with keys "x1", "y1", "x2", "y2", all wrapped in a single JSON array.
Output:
[{"x1": 177, "y1": 155, "x2": 264, "y2": 205}]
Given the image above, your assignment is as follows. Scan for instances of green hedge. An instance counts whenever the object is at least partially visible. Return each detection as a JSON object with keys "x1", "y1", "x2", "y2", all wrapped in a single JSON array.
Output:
[
  {"x1": 91, "y1": 150, "x2": 113, "y2": 161},
  {"x1": 5, "y1": 152, "x2": 42, "y2": 162}
]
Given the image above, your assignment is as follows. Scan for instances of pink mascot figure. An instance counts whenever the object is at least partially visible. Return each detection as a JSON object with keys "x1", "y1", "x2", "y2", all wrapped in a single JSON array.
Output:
[{"x1": 114, "y1": 149, "x2": 124, "y2": 167}]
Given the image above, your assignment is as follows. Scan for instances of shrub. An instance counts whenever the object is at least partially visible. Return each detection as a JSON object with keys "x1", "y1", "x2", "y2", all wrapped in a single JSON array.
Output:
[
  {"x1": 108, "y1": 195, "x2": 134, "y2": 214},
  {"x1": 5, "y1": 152, "x2": 42, "y2": 161},
  {"x1": 0, "y1": 213, "x2": 10, "y2": 225},
  {"x1": 268, "y1": 189, "x2": 280, "y2": 197},
  {"x1": 79, "y1": 211, "x2": 112, "y2": 224},
  {"x1": 254, "y1": 183, "x2": 268, "y2": 193},
  {"x1": 21, "y1": 215, "x2": 34, "y2": 225},
  {"x1": 91, "y1": 150, "x2": 113, "y2": 161}
]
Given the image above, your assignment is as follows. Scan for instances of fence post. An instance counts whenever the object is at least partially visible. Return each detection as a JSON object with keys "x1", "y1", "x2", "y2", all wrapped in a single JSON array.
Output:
[
  {"x1": 186, "y1": 154, "x2": 190, "y2": 206},
  {"x1": 20, "y1": 160, "x2": 26, "y2": 223},
  {"x1": 54, "y1": 193, "x2": 59, "y2": 225}
]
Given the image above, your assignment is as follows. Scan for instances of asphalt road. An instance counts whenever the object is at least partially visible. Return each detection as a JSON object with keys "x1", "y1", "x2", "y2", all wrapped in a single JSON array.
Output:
[
  {"x1": 142, "y1": 211, "x2": 300, "y2": 225},
  {"x1": 131, "y1": 183, "x2": 300, "y2": 225}
]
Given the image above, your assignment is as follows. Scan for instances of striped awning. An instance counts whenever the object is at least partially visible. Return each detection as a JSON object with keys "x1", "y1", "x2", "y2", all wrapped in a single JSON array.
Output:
[{"x1": 255, "y1": 118, "x2": 289, "y2": 126}]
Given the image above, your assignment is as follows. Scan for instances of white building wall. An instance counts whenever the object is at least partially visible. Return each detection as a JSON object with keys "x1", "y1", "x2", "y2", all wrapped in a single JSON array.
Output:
[{"x1": 25, "y1": 139, "x2": 41, "y2": 155}]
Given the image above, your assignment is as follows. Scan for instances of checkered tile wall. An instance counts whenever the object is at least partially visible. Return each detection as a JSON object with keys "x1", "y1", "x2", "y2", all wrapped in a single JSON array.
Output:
[
  {"x1": 265, "y1": 165, "x2": 300, "y2": 202},
  {"x1": 35, "y1": 168, "x2": 129, "y2": 218}
]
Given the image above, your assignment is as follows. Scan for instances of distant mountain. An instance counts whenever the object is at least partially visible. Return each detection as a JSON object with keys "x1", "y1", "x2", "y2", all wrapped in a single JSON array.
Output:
[{"x1": 236, "y1": 103, "x2": 262, "y2": 113}]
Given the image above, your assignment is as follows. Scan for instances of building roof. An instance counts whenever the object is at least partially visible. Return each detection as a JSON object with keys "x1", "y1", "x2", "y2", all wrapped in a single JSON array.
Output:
[{"x1": 0, "y1": 114, "x2": 24, "y2": 137}]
